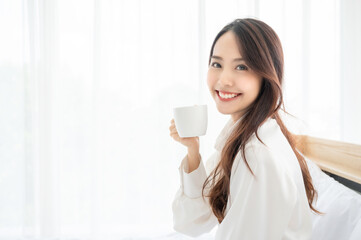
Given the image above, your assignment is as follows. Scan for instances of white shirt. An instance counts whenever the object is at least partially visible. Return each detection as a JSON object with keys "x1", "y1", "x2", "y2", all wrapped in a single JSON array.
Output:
[{"x1": 172, "y1": 116, "x2": 312, "y2": 239}]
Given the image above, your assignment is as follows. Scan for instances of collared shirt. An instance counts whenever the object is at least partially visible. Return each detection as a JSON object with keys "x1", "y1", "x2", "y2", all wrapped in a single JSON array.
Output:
[{"x1": 172, "y1": 116, "x2": 312, "y2": 239}]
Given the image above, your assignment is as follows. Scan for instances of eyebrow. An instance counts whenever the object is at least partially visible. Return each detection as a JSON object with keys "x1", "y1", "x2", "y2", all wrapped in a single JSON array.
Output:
[{"x1": 211, "y1": 55, "x2": 244, "y2": 62}]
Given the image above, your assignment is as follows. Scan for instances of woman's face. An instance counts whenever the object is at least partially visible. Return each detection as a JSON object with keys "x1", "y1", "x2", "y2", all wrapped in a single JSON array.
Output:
[{"x1": 207, "y1": 31, "x2": 263, "y2": 123}]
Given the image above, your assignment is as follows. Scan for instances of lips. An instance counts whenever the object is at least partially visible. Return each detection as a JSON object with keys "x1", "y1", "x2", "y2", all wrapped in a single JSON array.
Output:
[
  {"x1": 217, "y1": 90, "x2": 240, "y2": 95},
  {"x1": 216, "y1": 90, "x2": 242, "y2": 101}
]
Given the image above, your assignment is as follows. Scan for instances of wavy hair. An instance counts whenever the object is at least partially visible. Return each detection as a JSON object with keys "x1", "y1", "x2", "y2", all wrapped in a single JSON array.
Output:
[{"x1": 201, "y1": 18, "x2": 322, "y2": 223}]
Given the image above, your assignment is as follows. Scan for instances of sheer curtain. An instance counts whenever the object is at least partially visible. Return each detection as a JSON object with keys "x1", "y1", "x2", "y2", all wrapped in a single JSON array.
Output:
[{"x1": 0, "y1": 0, "x2": 342, "y2": 239}]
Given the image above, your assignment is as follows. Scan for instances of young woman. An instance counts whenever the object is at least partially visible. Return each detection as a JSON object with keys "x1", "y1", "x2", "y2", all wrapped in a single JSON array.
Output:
[{"x1": 169, "y1": 18, "x2": 320, "y2": 239}]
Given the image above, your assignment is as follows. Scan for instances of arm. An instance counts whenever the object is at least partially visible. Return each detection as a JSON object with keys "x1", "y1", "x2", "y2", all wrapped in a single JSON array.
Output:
[{"x1": 172, "y1": 154, "x2": 218, "y2": 237}]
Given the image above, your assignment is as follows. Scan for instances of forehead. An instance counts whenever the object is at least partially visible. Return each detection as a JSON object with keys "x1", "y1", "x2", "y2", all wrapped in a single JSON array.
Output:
[{"x1": 212, "y1": 31, "x2": 242, "y2": 59}]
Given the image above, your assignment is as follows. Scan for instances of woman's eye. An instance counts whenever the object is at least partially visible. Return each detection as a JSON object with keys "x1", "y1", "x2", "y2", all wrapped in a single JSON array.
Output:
[
  {"x1": 236, "y1": 65, "x2": 248, "y2": 70},
  {"x1": 211, "y1": 62, "x2": 221, "y2": 68}
]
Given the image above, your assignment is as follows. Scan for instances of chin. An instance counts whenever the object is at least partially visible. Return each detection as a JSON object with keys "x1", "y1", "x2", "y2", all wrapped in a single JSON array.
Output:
[{"x1": 215, "y1": 105, "x2": 235, "y2": 115}]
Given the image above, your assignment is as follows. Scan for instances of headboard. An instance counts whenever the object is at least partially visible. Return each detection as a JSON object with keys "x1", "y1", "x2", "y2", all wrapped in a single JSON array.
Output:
[{"x1": 294, "y1": 135, "x2": 361, "y2": 186}]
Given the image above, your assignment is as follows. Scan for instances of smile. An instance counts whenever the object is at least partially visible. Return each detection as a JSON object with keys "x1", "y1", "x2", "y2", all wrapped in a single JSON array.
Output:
[{"x1": 216, "y1": 90, "x2": 242, "y2": 101}]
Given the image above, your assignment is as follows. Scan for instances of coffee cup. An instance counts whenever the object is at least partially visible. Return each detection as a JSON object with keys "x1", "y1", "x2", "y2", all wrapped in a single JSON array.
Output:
[{"x1": 173, "y1": 105, "x2": 207, "y2": 137}]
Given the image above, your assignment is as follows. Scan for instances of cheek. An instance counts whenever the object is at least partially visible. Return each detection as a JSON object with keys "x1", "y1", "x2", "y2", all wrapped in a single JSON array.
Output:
[
  {"x1": 207, "y1": 70, "x2": 217, "y2": 89},
  {"x1": 254, "y1": 78, "x2": 263, "y2": 93},
  {"x1": 240, "y1": 76, "x2": 262, "y2": 94}
]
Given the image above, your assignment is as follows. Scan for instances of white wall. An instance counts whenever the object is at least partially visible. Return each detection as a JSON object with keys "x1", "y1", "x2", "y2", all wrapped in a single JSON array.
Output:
[{"x1": 340, "y1": 0, "x2": 361, "y2": 145}]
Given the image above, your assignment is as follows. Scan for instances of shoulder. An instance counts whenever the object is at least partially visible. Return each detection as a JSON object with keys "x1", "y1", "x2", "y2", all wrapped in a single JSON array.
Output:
[
  {"x1": 245, "y1": 117, "x2": 281, "y2": 164},
  {"x1": 244, "y1": 118, "x2": 297, "y2": 188},
  {"x1": 246, "y1": 117, "x2": 291, "y2": 160},
  {"x1": 246, "y1": 140, "x2": 288, "y2": 177},
  {"x1": 249, "y1": 117, "x2": 279, "y2": 146},
  {"x1": 245, "y1": 136, "x2": 283, "y2": 175}
]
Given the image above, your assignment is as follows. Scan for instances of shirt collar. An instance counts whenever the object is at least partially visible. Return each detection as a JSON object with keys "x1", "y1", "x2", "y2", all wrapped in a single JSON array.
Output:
[{"x1": 214, "y1": 115, "x2": 275, "y2": 151}]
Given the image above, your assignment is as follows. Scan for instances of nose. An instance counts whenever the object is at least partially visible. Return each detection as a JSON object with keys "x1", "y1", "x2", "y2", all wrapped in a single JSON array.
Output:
[{"x1": 218, "y1": 69, "x2": 234, "y2": 87}]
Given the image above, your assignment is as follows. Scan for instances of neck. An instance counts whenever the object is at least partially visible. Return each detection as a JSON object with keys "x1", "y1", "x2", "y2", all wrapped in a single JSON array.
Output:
[{"x1": 231, "y1": 113, "x2": 246, "y2": 124}]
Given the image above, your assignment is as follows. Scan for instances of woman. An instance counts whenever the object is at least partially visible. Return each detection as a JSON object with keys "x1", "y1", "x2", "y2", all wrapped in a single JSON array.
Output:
[{"x1": 169, "y1": 18, "x2": 320, "y2": 239}]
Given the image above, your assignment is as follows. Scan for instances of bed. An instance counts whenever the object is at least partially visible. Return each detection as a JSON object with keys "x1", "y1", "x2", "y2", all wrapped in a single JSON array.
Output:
[
  {"x1": 294, "y1": 134, "x2": 361, "y2": 240},
  {"x1": 294, "y1": 134, "x2": 361, "y2": 186}
]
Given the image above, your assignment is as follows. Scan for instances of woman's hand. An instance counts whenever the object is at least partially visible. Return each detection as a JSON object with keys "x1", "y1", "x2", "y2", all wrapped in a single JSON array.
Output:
[
  {"x1": 169, "y1": 118, "x2": 201, "y2": 173},
  {"x1": 169, "y1": 119, "x2": 199, "y2": 150}
]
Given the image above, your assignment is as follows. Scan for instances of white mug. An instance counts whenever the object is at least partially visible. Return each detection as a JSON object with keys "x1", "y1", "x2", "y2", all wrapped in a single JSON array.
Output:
[{"x1": 173, "y1": 105, "x2": 208, "y2": 137}]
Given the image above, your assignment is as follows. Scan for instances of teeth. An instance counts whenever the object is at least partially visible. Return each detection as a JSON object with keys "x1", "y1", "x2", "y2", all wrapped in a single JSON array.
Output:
[{"x1": 219, "y1": 91, "x2": 239, "y2": 99}]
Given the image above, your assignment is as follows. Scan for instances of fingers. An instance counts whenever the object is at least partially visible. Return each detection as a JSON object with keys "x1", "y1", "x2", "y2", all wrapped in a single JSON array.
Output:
[
  {"x1": 170, "y1": 131, "x2": 181, "y2": 142},
  {"x1": 170, "y1": 131, "x2": 178, "y2": 138},
  {"x1": 169, "y1": 125, "x2": 178, "y2": 133},
  {"x1": 169, "y1": 118, "x2": 178, "y2": 137},
  {"x1": 169, "y1": 119, "x2": 177, "y2": 131}
]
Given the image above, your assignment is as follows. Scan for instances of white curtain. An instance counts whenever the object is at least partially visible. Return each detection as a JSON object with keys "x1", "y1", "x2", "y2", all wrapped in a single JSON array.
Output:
[{"x1": 0, "y1": 0, "x2": 346, "y2": 239}]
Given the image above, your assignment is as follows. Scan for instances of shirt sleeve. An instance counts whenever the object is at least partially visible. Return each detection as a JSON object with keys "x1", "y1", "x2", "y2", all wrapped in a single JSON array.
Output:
[
  {"x1": 172, "y1": 154, "x2": 218, "y2": 237},
  {"x1": 215, "y1": 144, "x2": 300, "y2": 240}
]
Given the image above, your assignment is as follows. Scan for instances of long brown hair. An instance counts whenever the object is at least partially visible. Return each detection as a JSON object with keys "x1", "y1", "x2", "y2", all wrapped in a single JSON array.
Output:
[{"x1": 202, "y1": 18, "x2": 322, "y2": 223}]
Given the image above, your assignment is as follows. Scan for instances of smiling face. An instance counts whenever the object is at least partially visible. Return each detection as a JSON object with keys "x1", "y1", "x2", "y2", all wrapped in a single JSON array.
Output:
[{"x1": 207, "y1": 31, "x2": 263, "y2": 123}]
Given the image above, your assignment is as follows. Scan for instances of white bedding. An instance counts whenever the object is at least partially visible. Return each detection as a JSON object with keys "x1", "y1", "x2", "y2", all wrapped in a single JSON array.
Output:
[{"x1": 305, "y1": 157, "x2": 361, "y2": 240}]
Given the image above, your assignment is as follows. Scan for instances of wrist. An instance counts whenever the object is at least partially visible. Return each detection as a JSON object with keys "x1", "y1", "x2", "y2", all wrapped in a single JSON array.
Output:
[
  {"x1": 186, "y1": 150, "x2": 200, "y2": 173},
  {"x1": 188, "y1": 146, "x2": 199, "y2": 157}
]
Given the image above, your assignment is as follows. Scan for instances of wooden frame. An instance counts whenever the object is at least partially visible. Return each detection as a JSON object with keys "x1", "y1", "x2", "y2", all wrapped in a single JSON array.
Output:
[{"x1": 294, "y1": 135, "x2": 361, "y2": 185}]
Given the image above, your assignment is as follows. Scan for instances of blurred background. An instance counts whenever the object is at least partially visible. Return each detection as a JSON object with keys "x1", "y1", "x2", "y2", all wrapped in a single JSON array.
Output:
[{"x1": 1, "y1": 0, "x2": 360, "y2": 239}]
